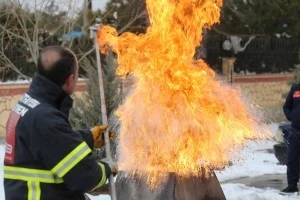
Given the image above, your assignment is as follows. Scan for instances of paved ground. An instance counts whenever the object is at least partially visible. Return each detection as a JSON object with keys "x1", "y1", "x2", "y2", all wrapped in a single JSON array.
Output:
[{"x1": 224, "y1": 174, "x2": 300, "y2": 191}]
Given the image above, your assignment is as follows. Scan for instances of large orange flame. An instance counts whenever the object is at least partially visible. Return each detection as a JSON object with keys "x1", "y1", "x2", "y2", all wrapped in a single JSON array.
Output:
[{"x1": 98, "y1": 0, "x2": 270, "y2": 186}]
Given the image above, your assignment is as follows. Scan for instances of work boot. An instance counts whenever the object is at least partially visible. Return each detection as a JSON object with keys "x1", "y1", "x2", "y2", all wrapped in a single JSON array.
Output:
[{"x1": 280, "y1": 186, "x2": 299, "y2": 195}]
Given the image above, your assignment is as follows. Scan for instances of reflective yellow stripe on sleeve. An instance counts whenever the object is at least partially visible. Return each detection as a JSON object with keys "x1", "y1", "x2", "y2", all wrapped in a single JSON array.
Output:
[
  {"x1": 51, "y1": 141, "x2": 92, "y2": 178},
  {"x1": 4, "y1": 166, "x2": 63, "y2": 183},
  {"x1": 91, "y1": 163, "x2": 107, "y2": 191}
]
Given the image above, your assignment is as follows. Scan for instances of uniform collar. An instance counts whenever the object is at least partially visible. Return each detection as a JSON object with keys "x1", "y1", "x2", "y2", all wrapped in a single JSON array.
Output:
[{"x1": 29, "y1": 73, "x2": 73, "y2": 114}]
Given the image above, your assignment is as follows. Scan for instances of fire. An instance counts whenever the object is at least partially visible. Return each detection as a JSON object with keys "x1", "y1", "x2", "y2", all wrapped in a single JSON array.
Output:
[{"x1": 98, "y1": 0, "x2": 270, "y2": 186}]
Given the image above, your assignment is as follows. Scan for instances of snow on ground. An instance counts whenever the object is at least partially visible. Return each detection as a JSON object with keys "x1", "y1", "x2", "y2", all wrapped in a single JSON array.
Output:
[
  {"x1": 216, "y1": 123, "x2": 285, "y2": 182},
  {"x1": 215, "y1": 140, "x2": 299, "y2": 200},
  {"x1": 86, "y1": 194, "x2": 110, "y2": 200},
  {"x1": 0, "y1": 78, "x2": 87, "y2": 85},
  {"x1": 215, "y1": 140, "x2": 286, "y2": 182},
  {"x1": 0, "y1": 123, "x2": 298, "y2": 199},
  {"x1": 0, "y1": 80, "x2": 31, "y2": 85}
]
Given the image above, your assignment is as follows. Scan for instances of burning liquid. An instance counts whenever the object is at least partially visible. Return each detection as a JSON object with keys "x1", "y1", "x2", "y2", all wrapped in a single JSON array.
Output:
[{"x1": 98, "y1": 0, "x2": 270, "y2": 186}]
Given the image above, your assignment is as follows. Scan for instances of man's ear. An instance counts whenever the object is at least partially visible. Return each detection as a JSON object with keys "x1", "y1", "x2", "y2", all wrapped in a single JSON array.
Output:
[
  {"x1": 62, "y1": 74, "x2": 74, "y2": 94},
  {"x1": 66, "y1": 74, "x2": 75, "y2": 86}
]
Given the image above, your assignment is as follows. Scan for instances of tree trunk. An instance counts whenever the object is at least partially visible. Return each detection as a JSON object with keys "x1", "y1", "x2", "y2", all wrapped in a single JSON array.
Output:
[{"x1": 83, "y1": 0, "x2": 92, "y2": 35}]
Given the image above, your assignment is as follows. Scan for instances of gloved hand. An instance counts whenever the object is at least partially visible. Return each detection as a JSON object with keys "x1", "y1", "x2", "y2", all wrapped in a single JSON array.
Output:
[
  {"x1": 100, "y1": 158, "x2": 118, "y2": 176},
  {"x1": 91, "y1": 125, "x2": 115, "y2": 148}
]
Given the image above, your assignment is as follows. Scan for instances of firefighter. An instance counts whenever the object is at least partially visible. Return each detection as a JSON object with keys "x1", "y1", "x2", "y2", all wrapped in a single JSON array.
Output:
[
  {"x1": 3, "y1": 45, "x2": 117, "y2": 200},
  {"x1": 281, "y1": 83, "x2": 300, "y2": 194}
]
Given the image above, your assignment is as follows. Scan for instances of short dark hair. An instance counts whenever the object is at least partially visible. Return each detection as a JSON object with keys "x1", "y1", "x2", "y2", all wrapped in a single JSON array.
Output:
[{"x1": 37, "y1": 45, "x2": 77, "y2": 86}]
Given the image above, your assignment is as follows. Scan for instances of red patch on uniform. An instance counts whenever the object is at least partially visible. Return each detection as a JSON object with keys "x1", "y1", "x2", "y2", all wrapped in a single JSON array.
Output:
[
  {"x1": 293, "y1": 91, "x2": 300, "y2": 98},
  {"x1": 4, "y1": 111, "x2": 20, "y2": 164}
]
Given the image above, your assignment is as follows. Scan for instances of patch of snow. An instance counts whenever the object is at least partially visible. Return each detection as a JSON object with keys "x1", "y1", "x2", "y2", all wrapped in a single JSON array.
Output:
[
  {"x1": 216, "y1": 140, "x2": 286, "y2": 182},
  {"x1": 0, "y1": 78, "x2": 86, "y2": 85},
  {"x1": 269, "y1": 123, "x2": 279, "y2": 134},
  {"x1": 238, "y1": 70, "x2": 257, "y2": 75},
  {"x1": 0, "y1": 80, "x2": 31, "y2": 85},
  {"x1": 113, "y1": 12, "x2": 118, "y2": 19},
  {"x1": 87, "y1": 194, "x2": 111, "y2": 200},
  {"x1": 282, "y1": 32, "x2": 292, "y2": 38}
]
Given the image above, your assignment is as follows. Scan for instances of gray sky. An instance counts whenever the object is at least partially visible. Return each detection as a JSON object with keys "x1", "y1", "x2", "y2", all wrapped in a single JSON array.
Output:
[
  {"x1": 19, "y1": 0, "x2": 108, "y2": 11},
  {"x1": 80, "y1": 0, "x2": 108, "y2": 10},
  {"x1": 91, "y1": 0, "x2": 108, "y2": 10}
]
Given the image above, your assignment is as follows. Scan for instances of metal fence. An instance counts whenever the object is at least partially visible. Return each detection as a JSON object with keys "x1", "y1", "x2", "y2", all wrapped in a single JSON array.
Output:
[
  {"x1": 2, "y1": 32, "x2": 300, "y2": 81},
  {"x1": 204, "y1": 33, "x2": 300, "y2": 74}
]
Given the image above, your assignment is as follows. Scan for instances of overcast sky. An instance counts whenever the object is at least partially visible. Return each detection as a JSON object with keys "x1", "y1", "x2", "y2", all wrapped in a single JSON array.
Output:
[
  {"x1": 18, "y1": 0, "x2": 108, "y2": 11},
  {"x1": 86, "y1": 0, "x2": 107, "y2": 10}
]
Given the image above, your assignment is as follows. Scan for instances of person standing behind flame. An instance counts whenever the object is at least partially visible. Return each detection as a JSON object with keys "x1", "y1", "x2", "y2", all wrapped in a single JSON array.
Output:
[
  {"x1": 281, "y1": 83, "x2": 300, "y2": 195},
  {"x1": 3, "y1": 45, "x2": 117, "y2": 200}
]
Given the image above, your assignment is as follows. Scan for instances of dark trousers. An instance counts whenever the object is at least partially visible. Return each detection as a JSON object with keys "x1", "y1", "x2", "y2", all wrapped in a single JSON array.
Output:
[{"x1": 286, "y1": 126, "x2": 300, "y2": 187}]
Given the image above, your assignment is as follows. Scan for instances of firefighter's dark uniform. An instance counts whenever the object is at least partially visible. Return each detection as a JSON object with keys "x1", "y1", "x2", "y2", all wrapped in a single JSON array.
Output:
[
  {"x1": 4, "y1": 73, "x2": 111, "y2": 200},
  {"x1": 283, "y1": 83, "x2": 300, "y2": 188}
]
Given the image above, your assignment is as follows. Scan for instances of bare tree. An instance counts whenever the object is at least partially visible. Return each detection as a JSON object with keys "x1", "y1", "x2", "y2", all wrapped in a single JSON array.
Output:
[
  {"x1": 0, "y1": 0, "x2": 81, "y2": 81},
  {"x1": 83, "y1": 0, "x2": 93, "y2": 35}
]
